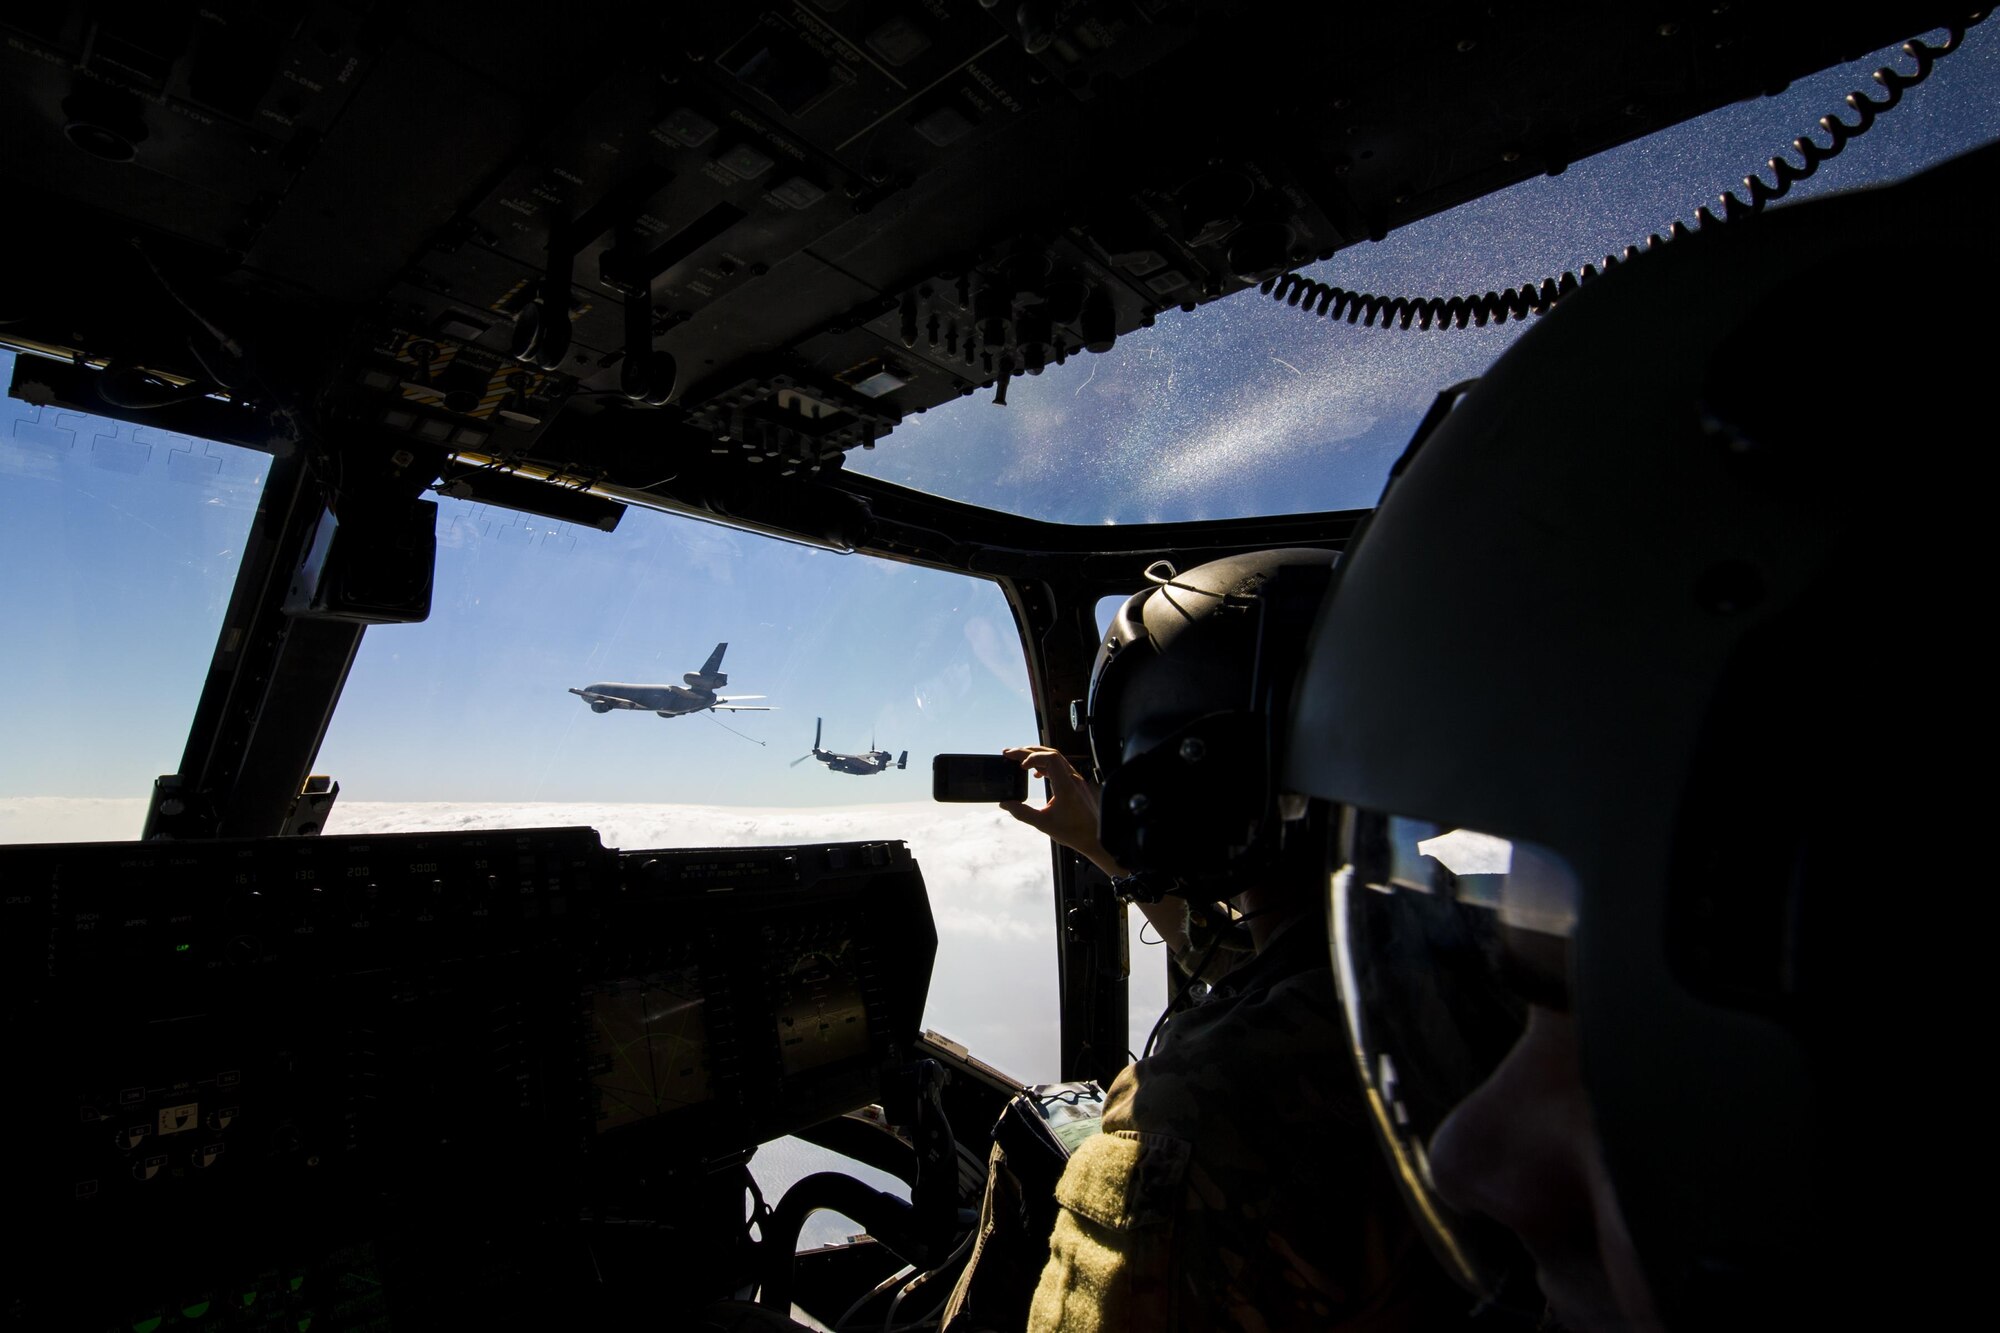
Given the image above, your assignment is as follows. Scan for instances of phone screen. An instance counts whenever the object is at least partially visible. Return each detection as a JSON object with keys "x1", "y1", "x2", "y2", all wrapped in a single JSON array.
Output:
[{"x1": 931, "y1": 753, "x2": 1028, "y2": 803}]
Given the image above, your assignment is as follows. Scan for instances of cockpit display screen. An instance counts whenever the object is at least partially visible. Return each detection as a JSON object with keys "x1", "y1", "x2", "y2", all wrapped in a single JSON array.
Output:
[
  {"x1": 589, "y1": 969, "x2": 714, "y2": 1132},
  {"x1": 774, "y1": 945, "x2": 870, "y2": 1076}
]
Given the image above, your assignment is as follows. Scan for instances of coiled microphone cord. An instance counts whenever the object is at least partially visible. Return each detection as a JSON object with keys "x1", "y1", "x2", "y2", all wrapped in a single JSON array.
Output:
[{"x1": 1260, "y1": 16, "x2": 1986, "y2": 333}]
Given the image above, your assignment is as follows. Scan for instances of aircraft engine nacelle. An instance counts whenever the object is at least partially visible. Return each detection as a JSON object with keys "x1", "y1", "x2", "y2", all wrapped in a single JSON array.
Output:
[{"x1": 684, "y1": 671, "x2": 727, "y2": 689}]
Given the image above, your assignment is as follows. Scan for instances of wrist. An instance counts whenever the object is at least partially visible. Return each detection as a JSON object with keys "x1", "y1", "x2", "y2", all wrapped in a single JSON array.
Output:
[{"x1": 1108, "y1": 868, "x2": 1175, "y2": 904}]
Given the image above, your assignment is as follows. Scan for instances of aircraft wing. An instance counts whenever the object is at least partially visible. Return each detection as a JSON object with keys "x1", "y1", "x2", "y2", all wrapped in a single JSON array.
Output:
[
  {"x1": 712, "y1": 705, "x2": 774, "y2": 712},
  {"x1": 573, "y1": 688, "x2": 645, "y2": 708},
  {"x1": 715, "y1": 695, "x2": 765, "y2": 701}
]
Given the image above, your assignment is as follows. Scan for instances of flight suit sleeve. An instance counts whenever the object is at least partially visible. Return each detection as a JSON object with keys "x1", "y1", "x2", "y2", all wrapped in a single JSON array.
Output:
[{"x1": 1025, "y1": 1129, "x2": 1192, "y2": 1333}]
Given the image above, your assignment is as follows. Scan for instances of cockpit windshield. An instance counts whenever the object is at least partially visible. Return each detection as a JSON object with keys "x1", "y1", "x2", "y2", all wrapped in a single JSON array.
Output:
[
  {"x1": 845, "y1": 27, "x2": 2000, "y2": 523},
  {"x1": 0, "y1": 350, "x2": 1069, "y2": 1076},
  {"x1": 4, "y1": 17, "x2": 1992, "y2": 1098},
  {"x1": 308, "y1": 490, "x2": 1065, "y2": 1077}
]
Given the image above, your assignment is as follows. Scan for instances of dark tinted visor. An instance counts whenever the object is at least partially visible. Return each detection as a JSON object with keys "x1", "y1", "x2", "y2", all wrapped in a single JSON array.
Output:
[{"x1": 1329, "y1": 809, "x2": 1580, "y2": 1308}]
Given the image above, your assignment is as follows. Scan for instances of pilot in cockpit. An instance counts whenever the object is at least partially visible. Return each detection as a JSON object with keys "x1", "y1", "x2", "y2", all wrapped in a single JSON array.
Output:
[
  {"x1": 1271, "y1": 144, "x2": 1994, "y2": 1332},
  {"x1": 944, "y1": 548, "x2": 1465, "y2": 1332}
]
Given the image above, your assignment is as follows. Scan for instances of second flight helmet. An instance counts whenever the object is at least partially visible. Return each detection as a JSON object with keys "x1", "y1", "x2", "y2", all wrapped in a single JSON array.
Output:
[
  {"x1": 1280, "y1": 141, "x2": 1998, "y2": 1328},
  {"x1": 1083, "y1": 547, "x2": 1335, "y2": 882}
]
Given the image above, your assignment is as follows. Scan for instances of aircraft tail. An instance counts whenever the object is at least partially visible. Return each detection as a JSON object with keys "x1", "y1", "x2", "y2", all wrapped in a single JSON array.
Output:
[
  {"x1": 685, "y1": 642, "x2": 729, "y2": 689},
  {"x1": 897, "y1": 751, "x2": 908, "y2": 770},
  {"x1": 813, "y1": 717, "x2": 822, "y2": 751}
]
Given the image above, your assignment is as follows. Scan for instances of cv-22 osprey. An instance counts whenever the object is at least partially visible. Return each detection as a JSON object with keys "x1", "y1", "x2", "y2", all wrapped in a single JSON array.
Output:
[
  {"x1": 792, "y1": 718, "x2": 906, "y2": 775},
  {"x1": 569, "y1": 643, "x2": 771, "y2": 718}
]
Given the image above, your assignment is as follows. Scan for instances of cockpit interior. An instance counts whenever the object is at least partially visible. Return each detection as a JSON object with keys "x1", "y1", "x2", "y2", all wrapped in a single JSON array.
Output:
[{"x1": 3, "y1": 3, "x2": 1993, "y2": 1329}]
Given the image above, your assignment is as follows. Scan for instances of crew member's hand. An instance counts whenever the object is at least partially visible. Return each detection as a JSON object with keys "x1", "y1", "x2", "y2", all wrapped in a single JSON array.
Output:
[{"x1": 999, "y1": 746, "x2": 1128, "y2": 880}]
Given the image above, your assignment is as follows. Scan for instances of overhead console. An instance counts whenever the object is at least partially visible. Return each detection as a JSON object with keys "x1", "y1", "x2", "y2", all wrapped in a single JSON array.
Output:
[
  {"x1": 0, "y1": 3, "x2": 1957, "y2": 530},
  {"x1": 2, "y1": 828, "x2": 936, "y2": 1329}
]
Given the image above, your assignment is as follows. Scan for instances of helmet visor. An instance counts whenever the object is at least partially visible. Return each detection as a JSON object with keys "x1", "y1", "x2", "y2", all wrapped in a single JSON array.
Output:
[{"x1": 1328, "y1": 809, "x2": 1580, "y2": 1310}]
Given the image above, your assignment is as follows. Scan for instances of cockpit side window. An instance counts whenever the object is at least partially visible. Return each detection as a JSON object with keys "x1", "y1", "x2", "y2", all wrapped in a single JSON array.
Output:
[{"x1": 0, "y1": 351, "x2": 270, "y2": 844}]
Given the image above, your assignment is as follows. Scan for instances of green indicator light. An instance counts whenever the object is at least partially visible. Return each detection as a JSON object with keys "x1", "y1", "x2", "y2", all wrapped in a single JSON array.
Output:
[
  {"x1": 297, "y1": 1318, "x2": 313, "y2": 1332},
  {"x1": 289, "y1": 1276, "x2": 304, "y2": 1292},
  {"x1": 180, "y1": 1302, "x2": 210, "y2": 1318},
  {"x1": 242, "y1": 1290, "x2": 258, "y2": 1307},
  {"x1": 174, "y1": 944, "x2": 190, "y2": 953},
  {"x1": 132, "y1": 1319, "x2": 162, "y2": 1333}
]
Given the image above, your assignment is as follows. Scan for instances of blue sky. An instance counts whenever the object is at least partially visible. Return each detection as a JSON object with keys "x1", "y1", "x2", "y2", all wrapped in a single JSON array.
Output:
[
  {"x1": 0, "y1": 392, "x2": 268, "y2": 801},
  {"x1": 0, "y1": 398, "x2": 1038, "y2": 806},
  {"x1": 4, "y1": 21, "x2": 1996, "y2": 811},
  {"x1": 314, "y1": 492, "x2": 1038, "y2": 804}
]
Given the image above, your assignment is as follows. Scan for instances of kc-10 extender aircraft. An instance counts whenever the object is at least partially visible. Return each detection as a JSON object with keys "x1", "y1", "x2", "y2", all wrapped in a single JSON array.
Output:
[
  {"x1": 791, "y1": 718, "x2": 907, "y2": 775},
  {"x1": 569, "y1": 643, "x2": 770, "y2": 718}
]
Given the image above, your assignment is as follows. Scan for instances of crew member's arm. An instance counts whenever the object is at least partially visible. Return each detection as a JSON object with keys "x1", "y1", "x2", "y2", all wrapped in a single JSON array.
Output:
[{"x1": 999, "y1": 745, "x2": 1196, "y2": 958}]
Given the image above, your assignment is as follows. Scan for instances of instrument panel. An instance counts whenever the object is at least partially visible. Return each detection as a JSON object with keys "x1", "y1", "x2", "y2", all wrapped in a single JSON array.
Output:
[{"x1": 2, "y1": 828, "x2": 936, "y2": 1329}]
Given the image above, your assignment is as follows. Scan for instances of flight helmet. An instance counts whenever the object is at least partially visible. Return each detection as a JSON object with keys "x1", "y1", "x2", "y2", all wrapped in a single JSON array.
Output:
[
  {"x1": 1083, "y1": 547, "x2": 1335, "y2": 881},
  {"x1": 1279, "y1": 141, "x2": 1996, "y2": 1327}
]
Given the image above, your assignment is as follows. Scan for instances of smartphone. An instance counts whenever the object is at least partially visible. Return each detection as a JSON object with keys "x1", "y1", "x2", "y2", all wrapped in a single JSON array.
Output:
[{"x1": 932, "y1": 753, "x2": 1028, "y2": 803}]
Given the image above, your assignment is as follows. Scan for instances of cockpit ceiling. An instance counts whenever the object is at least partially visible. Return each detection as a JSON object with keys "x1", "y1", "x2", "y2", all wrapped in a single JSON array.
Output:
[{"x1": 0, "y1": 3, "x2": 1967, "y2": 528}]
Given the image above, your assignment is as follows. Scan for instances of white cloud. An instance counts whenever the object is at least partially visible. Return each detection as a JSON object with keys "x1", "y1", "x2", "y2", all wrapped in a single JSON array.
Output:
[{"x1": 0, "y1": 797, "x2": 149, "y2": 843}]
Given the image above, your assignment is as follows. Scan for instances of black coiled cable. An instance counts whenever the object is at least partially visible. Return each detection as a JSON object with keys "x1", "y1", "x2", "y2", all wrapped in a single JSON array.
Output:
[{"x1": 1260, "y1": 16, "x2": 1985, "y2": 333}]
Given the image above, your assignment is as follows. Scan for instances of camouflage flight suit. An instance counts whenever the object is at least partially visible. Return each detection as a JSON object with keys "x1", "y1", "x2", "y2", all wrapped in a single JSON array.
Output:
[{"x1": 1023, "y1": 915, "x2": 1462, "y2": 1332}]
